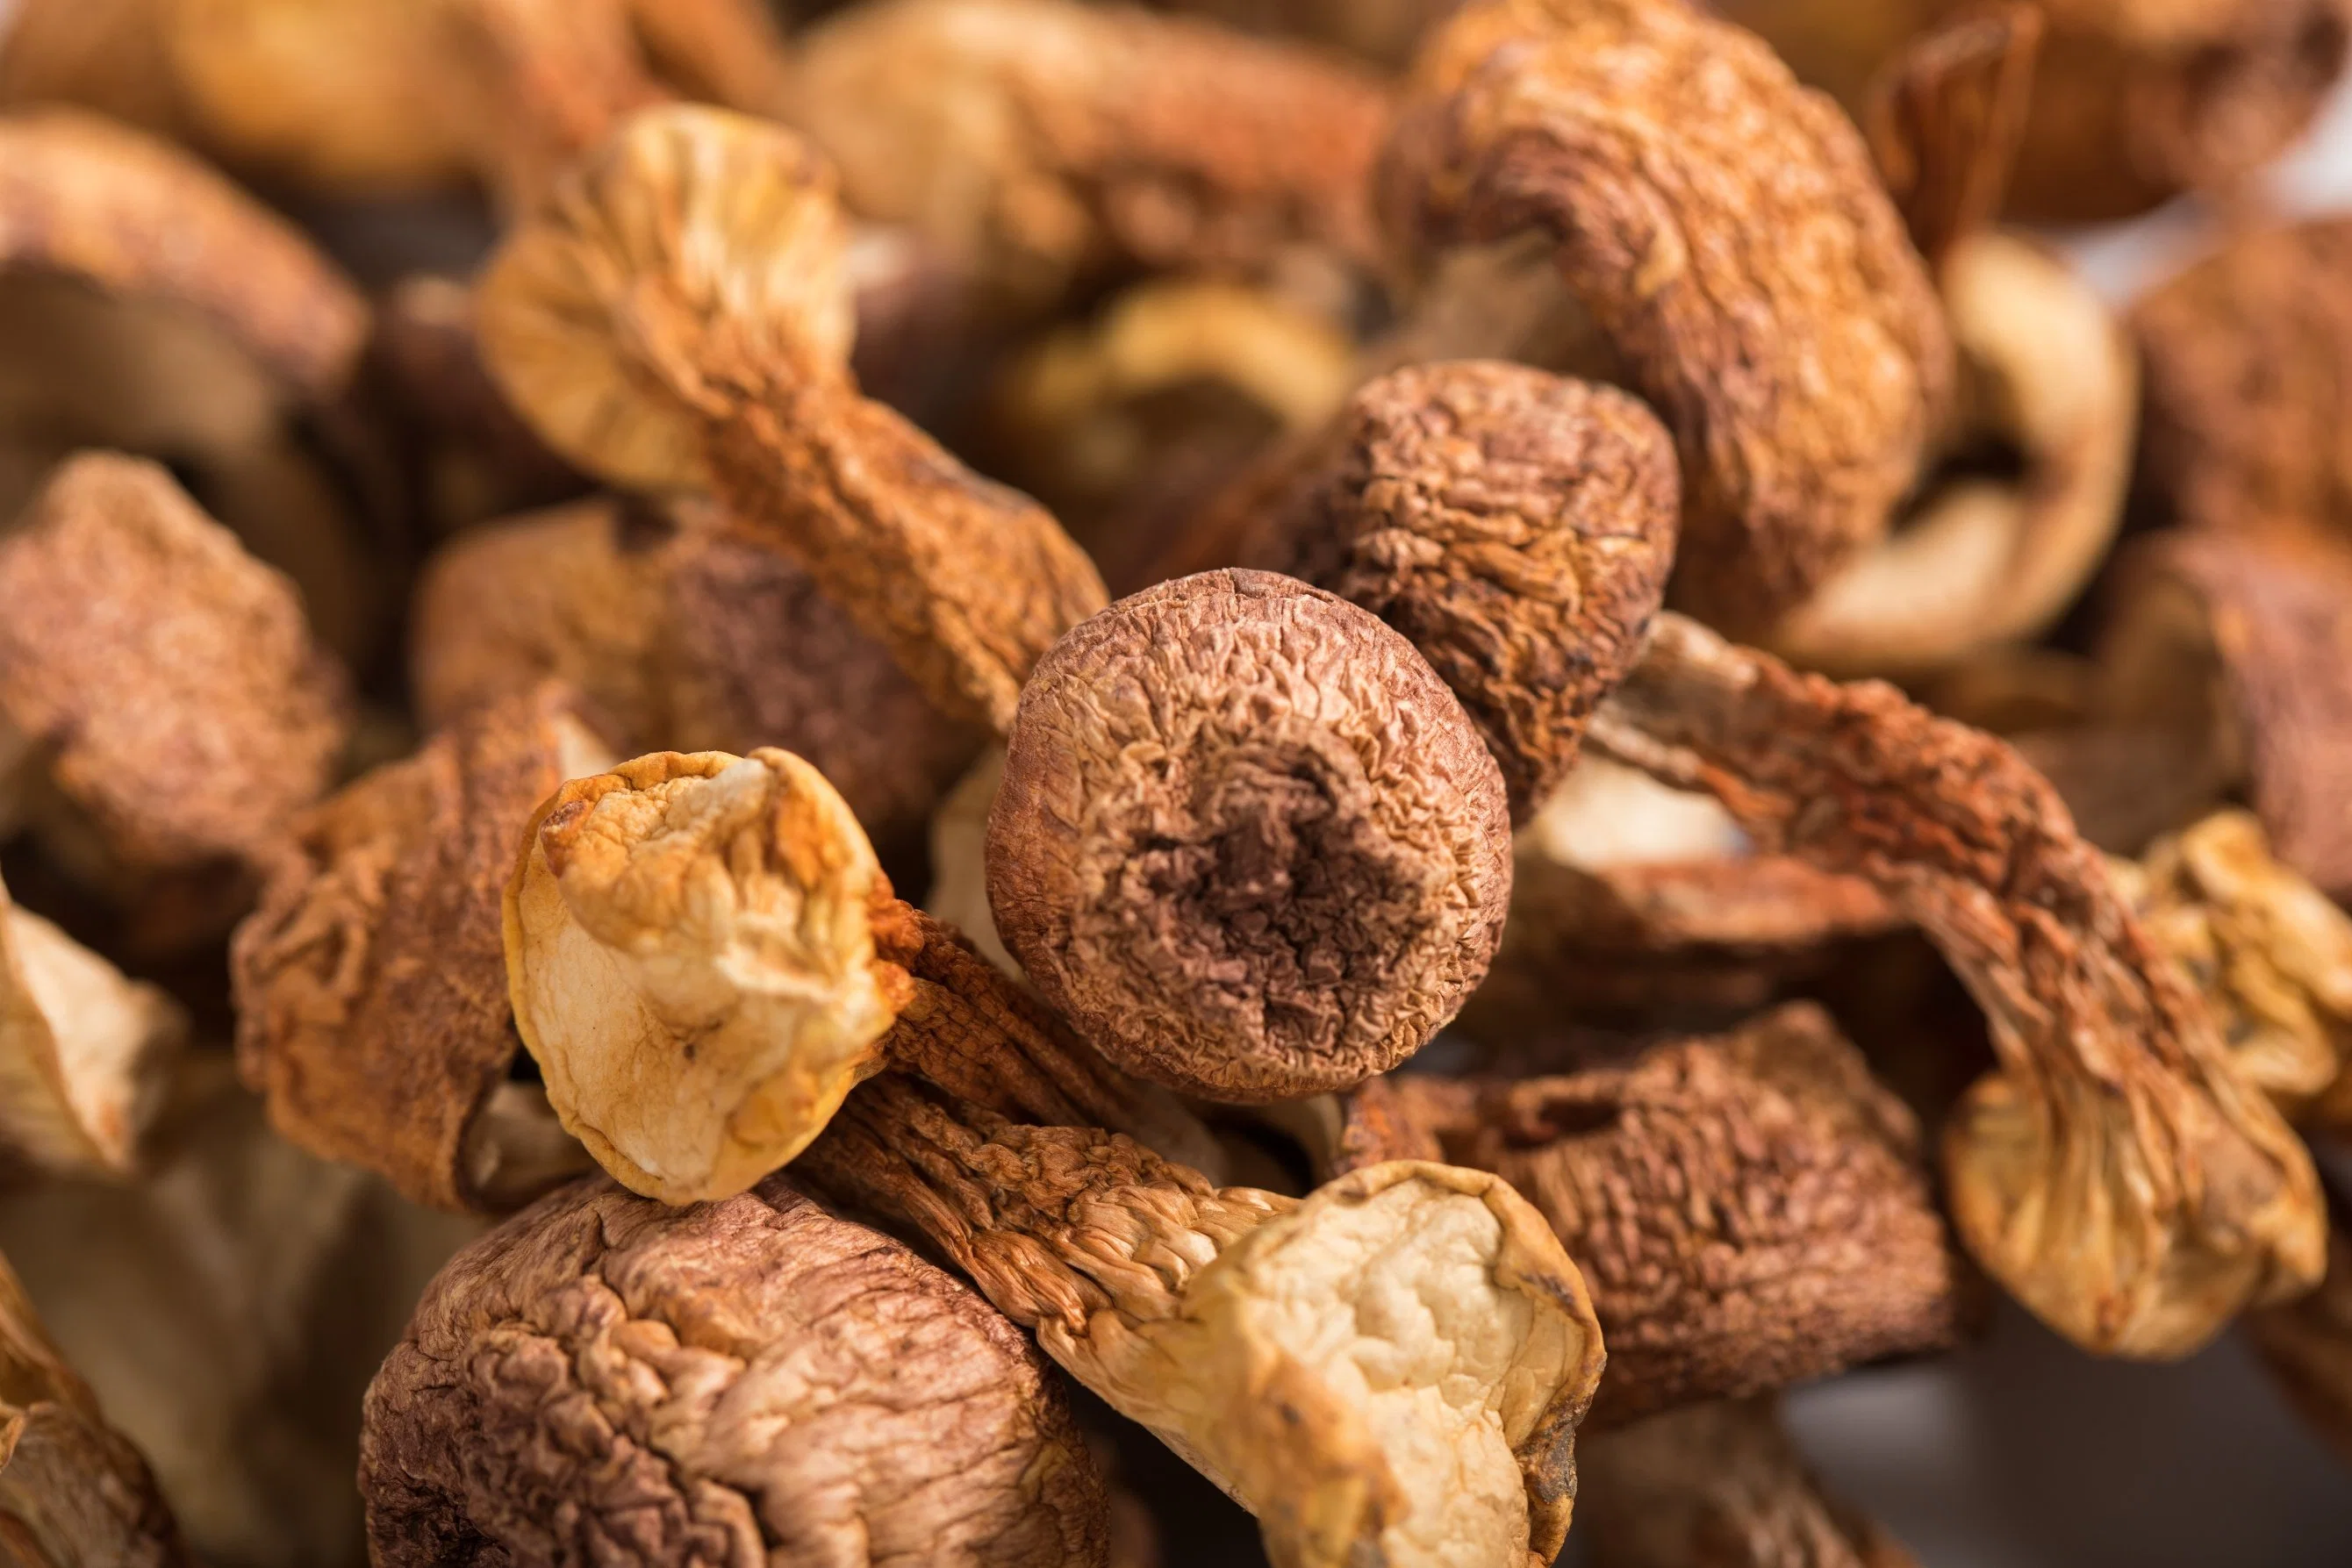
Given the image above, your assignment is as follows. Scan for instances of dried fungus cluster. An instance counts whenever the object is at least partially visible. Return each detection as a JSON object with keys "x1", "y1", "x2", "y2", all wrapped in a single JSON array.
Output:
[{"x1": 0, "y1": 1, "x2": 2345, "y2": 1565}]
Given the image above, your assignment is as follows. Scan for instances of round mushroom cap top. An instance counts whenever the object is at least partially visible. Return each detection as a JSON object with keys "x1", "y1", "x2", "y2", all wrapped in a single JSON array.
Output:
[{"x1": 986, "y1": 569, "x2": 1512, "y2": 1102}]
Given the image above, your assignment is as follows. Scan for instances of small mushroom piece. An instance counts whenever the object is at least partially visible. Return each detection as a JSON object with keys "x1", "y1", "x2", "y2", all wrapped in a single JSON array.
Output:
[
  {"x1": 478, "y1": 104, "x2": 1108, "y2": 734},
  {"x1": 1380, "y1": 0, "x2": 1954, "y2": 638},
  {"x1": 785, "y1": 0, "x2": 1391, "y2": 313},
  {"x1": 1588, "y1": 612, "x2": 2326, "y2": 1357},
  {"x1": 2133, "y1": 218, "x2": 2352, "y2": 543},
  {"x1": 231, "y1": 683, "x2": 611, "y2": 1215},
  {"x1": 1859, "y1": 4, "x2": 2041, "y2": 273},
  {"x1": 1769, "y1": 232, "x2": 2137, "y2": 678},
  {"x1": 1245, "y1": 362, "x2": 1680, "y2": 823},
  {"x1": 2097, "y1": 529, "x2": 2352, "y2": 903},
  {"x1": 1335, "y1": 1003, "x2": 1971, "y2": 1426},
  {"x1": 362, "y1": 1173, "x2": 1110, "y2": 1567},
  {"x1": 0, "y1": 1244, "x2": 191, "y2": 1567},
  {"x1": 1578, "y1": 1397, "x2": 1920, "y2": 1568},
  {"x1": 795, "y1": 1074, "x2": 1606, "y2": 1568},
  {"x1": 2247, "y1": 1182, "x2": 2352, "y2": 1469},
  {"x1": 0, "y1": 871, "x2": 186, "y2": 1181},
  {"x1": 2112, "y1": 812, "x2": 2352, "y2": 1128},
  {"x1": 987, "y1": 569, "x2": 1514, "y2": 1102},
  {"x1": 505, "y1": 749, "x2": 914, "y2": 1204},
  {"x1": 0, "y1": 453, "x2": 350, "y2": 888}
]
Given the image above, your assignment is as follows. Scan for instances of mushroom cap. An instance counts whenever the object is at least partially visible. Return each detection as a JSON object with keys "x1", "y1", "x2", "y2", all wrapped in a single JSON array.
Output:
[
  {"x1": 232, "y1": 682, "x2": 611, "y2": 1214},
  {"x1": 362, "y1": 1173, "x2": 1109, "y2": 1567},
  {"x1": 477, "y1": 104, "x2": 856, "y2": 493},
  {"x1": 0, "y1": 453, "x2": 350, "y2": 876},
  {"x1": 987, "y1": 569, "x2": 1513, "y2": 1102},
  {"x1": 504, "y1": 748, "x2": 913, "y2": 1204}
]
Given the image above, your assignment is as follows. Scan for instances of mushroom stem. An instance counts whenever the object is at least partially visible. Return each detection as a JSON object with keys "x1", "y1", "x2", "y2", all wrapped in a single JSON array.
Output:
[
  {"x1": 794, "y1": 1074, "x2": 1605, "y2": 1568},
  {"x1": 1586, "y1": 611, "x2": 2326, "y2": 1357}
]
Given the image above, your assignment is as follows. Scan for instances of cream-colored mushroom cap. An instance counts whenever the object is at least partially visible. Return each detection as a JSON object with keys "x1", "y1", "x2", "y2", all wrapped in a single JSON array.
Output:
[{"x1": 503, "y1": 748, "x2": 912, "y2": 1204}]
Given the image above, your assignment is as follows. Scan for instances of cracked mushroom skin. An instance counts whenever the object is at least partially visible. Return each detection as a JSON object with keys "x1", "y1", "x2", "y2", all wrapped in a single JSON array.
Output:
[
  {"x1": 986, "y1": 569, "x2": 1515, "y2": 1103},
  {"x1": 504, "y1": 749, "x2": 914, "y2": 1205},
  {"x1": 0, "y1": 453, "x2": 349, "y2": 885},
  {"x1": 1334, "y1": 1004, "x2": 1970, "y2": 1427},
  {"x1": 477, "y1": 104, "x2": 1108, "y2": 734},
  {"x1": 1380, "y1": 0, "x2": 1954, "y2": 639},
  {"x1": 786, "y1": 0, "x2": 1391, "y2": 312},
  {"x1": 1245, "y1": 362, "x2": 1679, "y2": 823},
  {"x1": 362, "y1": 1173, "x2": 1110, "y2": 1567},
  {"x1": 231, "y1": 683, "x2": 610, "y2": 1214},
  {"x1": 1587, "y1": 612, "x2": 2325, "y2": 1357},
  {"x1": 0, "y1": 1246, "x2": 192, "y2": 1568},
  {"x1": 795, "y1": 1075, "x2": 1605, "y2": 1568}
]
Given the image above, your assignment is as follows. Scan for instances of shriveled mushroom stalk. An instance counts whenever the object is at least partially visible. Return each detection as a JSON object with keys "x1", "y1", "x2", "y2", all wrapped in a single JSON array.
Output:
[
  {"x1": 1380, "y1": 0, "x2": 1954, "y2": 638},
  {"x1": 1587, "y1": 613, "x2": 2325, "y2": 1356},
  {"x1": 232, "y1": 683, "x2": 612, "y2": 1214},
  {"x1": 364, "y1": 1173, "x2": 1111, "y2": 1566},
  {"x1": 794, "y1": 1076, "x2": 1605, "y2": 1568},
  {"x1": 1331, "y1": 1004, "x2": 1971, "y2": 1426},
  {"x1": 479, "y1": 104, "x2": 1108, "y2": 734},
  {"x1": 0, "y1": 1245, "x2": 191, "y2": 1566}
]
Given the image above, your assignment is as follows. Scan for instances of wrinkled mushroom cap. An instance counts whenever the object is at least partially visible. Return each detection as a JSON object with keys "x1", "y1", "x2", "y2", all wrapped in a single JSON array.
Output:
[
  {"x1": 505, "y1": 748, "x2": 913, "y2": 1203},
  {"x1": 477, "y1": 104, "x2": 855, "y2": 493},
  {"x1": 987, "y1": 569, "x2": 1513, "y2": 1102},
  {"x1": 363, "y1": 1173, "x2": 1108, "y2": 1566}
]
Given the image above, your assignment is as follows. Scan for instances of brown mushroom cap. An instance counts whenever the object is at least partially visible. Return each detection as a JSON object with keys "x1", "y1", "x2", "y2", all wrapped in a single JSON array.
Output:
[
  {"x1": 504, "y1": 748, "x2": 914, "y2": 1204},
  {"x1": 1380, "y1": 0, "x2": 1954, "y2": 639},
  {"x1": 362, "y1": 1172, "x2": 1110, "y2": 1567},
  {"x1": 785, "y1": 0, "x2": 1391, "y2": 311},
  {"x1": 231, "y1": 683, "x2": 611, "y2": 1214},
  {"x1": 1246, "y1": 361, "x2": 1681, "y2": 822},
  {"x1": 1337, "y1": 1003, "x2": 1972, "y2": 1427},
  {"x1": 987, "y1": 569, "x2": 1514, "y2": 1102},
  {"x1": 0, "y1": 453, "x2": 350, "y2": 878}
]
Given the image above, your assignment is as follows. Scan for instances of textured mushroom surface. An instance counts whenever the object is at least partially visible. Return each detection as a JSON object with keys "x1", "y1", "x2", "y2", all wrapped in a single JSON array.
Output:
[
  {"x1": 1248, "y1": 362, "x2": 1679, "y2": 822},
  {"x1": 2133, "y1": 218, "x2": 2352, "y2": 542},
  {"x1": 1336, "y1": 1004, "x2": 1969, "y2": 1426},
  {"x1": 505, "y1": 749, "x2": 913, "y2": 1204},
  {"x1": 478, "y1": 104, "x2": 1108, "y2": 733},
  {"x1": 787, "y1": 0, "x2": 1391, "y2": 310},
  {"x1": 232, "y1": 684, "x2": 608, "y2": 1214},
  {"x1": 1578, "y1": 1397, "x2": 1920, "y2": 1568},
  {"x1": 0, "y1": 453, "x2": 349, "y2": 877},
  {"x1": 0, "y1": 1245, "x2": 191, "y2": 1568},
  {"x1": 987, "y1": 569, "x2": 1514, "y2": 1101},
  {"x1": 1380, "y1": 0, "x2": 1953, "y2": 638},
  {"x1": 363, "y1": 1173, "x2": 1108, "y2": 1567},
  {"x1": 0, "y1": 871, "x2": 185, "y2": 1180},
  {"x1": 797, "y1": 1076, "x2": 1605, "y2": 1568},
  {"x1": 1590, "y1": 612, "x2": 2324, "y2": 1357}
]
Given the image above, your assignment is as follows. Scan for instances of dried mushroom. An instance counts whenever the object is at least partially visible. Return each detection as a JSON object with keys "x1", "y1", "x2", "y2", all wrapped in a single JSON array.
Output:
[
  {"x1": 1770, "y1": 232, "x2": 2136, "y2": 678},
  {"x1": 987, "y1": 569, "x2": 1514, "y2": 1102},
  {"x1": 797, "y1": 1075, "x2": 1605, "y2": 1568},
  {"x1": 2113, "y1": 812, "x2": 2352, "y2": 1128},
  {"x1": 504, "y1": 749, "x2": 912, "y2": 1205},
  {"x1": 231, "y1": 684, "x2": 610, "y2": 1215},
  {"x1": 1335, "y1": 1003, "x2": 1970, "y2": 1426},
  {"x1": 1244, "y1": 362, "x2": 1680, "y2": 822},
  {"x1": 2098, "y1": 529, "x2": 2352, "y2": 902},
  {"x1": 1859, "y1": 4, "x2": 2040, "y2": 274},
  {"x1": 0, "y1": 870, "x2": 186, "y2": 1182},
  {"x1": 412, "y1": 495, "x2": 986, "y2": 856},
  {"x1": 0, "y1": 454, "x2": 350, "y2": 900},
  {"x1": 2133, "y1": 218, "x2": 2352, "y2": 543},
  {"x1": 0, "y1": 1244, "x2": 190, "y2": 1567},
  {"x1": 786, "y1": 0, "x2": 1391, "y2": 313},
  {"x1": 1141, "y1": 0, "x2": 1459, "y2": 66},
  {"x1": 478, "y1": 104, "x2": 1108, "y2": 734},
  {"x1": 364, "y1": 1172, "x2": 1109, "y2": 1567},
  {"x1": 1588, "y1": 612, "x2": 2325, "y2": 1356},
  {"x1": 1578, "y1": 1397, "x2": 1918, "y2": 1568},
  {"x1": 1380, "y1": 0, "x2": 1954, "y2": 638},
  {"x1": 2248, "y1": 1182, "x2": 2352, "y2": 1469}
]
